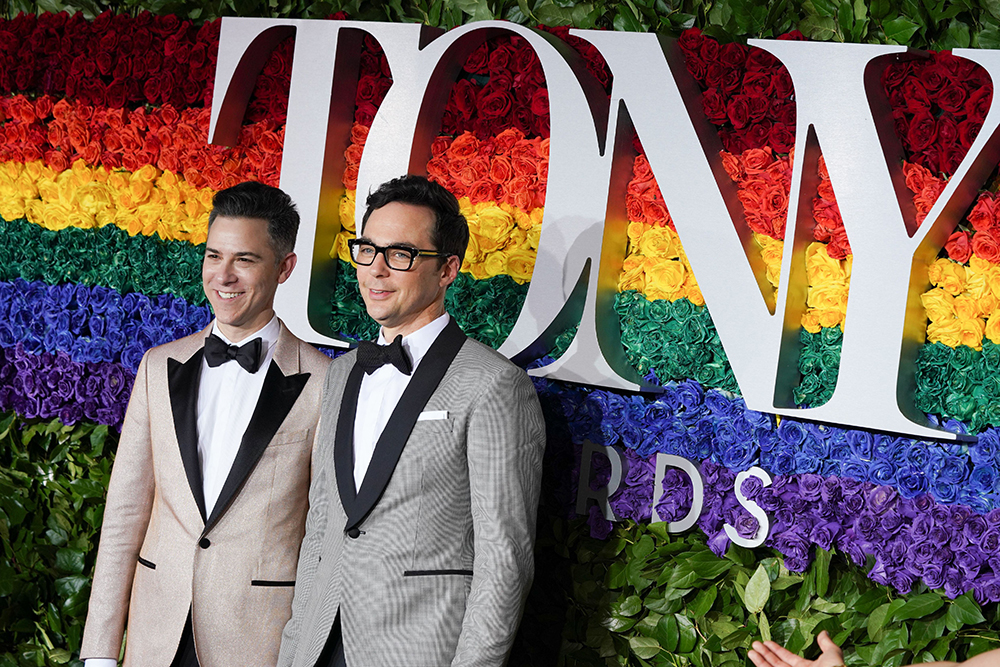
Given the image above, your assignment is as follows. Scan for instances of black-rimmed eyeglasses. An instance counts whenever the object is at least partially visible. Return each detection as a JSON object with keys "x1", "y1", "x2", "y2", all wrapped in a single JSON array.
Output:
[{"x1": 348, "y1": 239, "x2": 454, "y2": 272}]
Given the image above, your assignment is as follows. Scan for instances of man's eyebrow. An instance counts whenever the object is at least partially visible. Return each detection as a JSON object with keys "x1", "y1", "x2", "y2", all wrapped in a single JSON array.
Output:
[{"x1": 204, "y1": 247, "x2": 264, "y2": 260}]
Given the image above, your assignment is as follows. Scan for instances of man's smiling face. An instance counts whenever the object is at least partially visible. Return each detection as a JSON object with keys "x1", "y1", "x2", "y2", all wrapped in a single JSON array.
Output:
[
  {"x1": 202, "y1": 215, "x2": 296, "y2": 342},
  {"x1": 356, "y1": 201, "x2": 459, "y2": 340}
]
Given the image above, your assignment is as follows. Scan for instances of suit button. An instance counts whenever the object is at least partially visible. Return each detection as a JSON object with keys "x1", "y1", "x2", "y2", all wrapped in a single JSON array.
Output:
[
  {"x1": 347, "y1": 528, "x2": 360, "y2": 539},
  {"x1": 199, "y1": 538, "x2": 211, "y2": 549}
]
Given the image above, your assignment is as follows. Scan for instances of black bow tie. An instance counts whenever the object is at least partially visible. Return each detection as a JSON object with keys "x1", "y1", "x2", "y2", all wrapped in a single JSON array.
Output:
[
  {"x1": 356, "y1": 336, "x2": 412, "y2": 375},
  {"x1": 204, "y1": 334, "x2": 263, "y2": 373}
]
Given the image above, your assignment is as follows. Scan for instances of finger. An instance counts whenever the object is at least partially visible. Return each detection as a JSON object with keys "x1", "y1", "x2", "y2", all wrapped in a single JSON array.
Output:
[
  {"x1": 750, "y1": 641, "x2": 796, "y2": 667},
  {"x1": 748, "y1": 647, "x2": 785, "y2": 667},
  {"x1": 761, "y1": 640, "x2": 805, "y2": 665},
  {"x1": 816, "y1": 631, "x2": 844, "y2": 660}
]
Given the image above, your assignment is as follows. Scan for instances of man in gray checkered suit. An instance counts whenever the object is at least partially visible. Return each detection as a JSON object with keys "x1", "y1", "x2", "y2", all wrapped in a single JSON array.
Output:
[{"x1": 277, "y1": 175, "x2": 546, "y2": 667}]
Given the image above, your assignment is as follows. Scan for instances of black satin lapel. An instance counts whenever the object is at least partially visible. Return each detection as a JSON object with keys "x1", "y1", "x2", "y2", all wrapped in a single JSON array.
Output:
[
  {"x1": 204, "y1": 361, "x2": 310, "y2": 531},
  {"x1": 168, "y1": 351, "x2": 207, "y2": 523},
  {"x1": 334, "y1": 364, "x2": 365, "y2": 517},
  {"x1": 346, "y1": 319, "x2": 467, "y2": 531}
]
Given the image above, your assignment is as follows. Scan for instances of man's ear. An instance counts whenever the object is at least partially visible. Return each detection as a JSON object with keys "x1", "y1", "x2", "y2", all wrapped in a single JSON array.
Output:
[
  {"x1": 277, "y1": 252, "x2": 297, "y2": 283},
  {"x1": 440, "y1": 254, "x2": 460, "y2": 287}
]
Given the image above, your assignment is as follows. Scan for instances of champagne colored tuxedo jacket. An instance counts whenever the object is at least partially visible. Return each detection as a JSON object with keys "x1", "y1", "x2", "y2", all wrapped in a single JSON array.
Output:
[
  {"x1": 80, "y1": 320, "x2": 330, "y2": 667},
  {"x1": 277, "y1": 321, "x2": 546, "y2": 667}
]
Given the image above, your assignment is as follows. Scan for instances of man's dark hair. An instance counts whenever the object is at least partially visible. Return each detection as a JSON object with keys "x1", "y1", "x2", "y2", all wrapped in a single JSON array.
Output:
[
  {"x1": 209, "y1": 181, "x2": 300, "y2": 259},
  {"x1": 361, "y1": 175, "x2": 469, "y2": 261}
]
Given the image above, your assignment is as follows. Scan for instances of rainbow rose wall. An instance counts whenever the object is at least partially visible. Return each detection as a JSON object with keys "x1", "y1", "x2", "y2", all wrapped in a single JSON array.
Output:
[{"x1": 1, "y1": 5, "x2": 1000, "y2": 666}]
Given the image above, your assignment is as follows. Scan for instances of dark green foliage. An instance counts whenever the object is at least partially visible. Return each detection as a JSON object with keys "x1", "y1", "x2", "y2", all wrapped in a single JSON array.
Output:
[{"x1": 0, "y1": 414, "x2": 116, "y2": 667}]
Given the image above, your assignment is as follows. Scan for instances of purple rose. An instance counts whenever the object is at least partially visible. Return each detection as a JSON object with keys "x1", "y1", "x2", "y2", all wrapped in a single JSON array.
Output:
[
  {"x1": 586, "y1": 505, "x2": 613, "y2": 539},
  {"x1": 979, "y1": 529, "x2": 1000, "y2": 552},
  {"x1": 880, "y1": 510, "x2": 905, "y2": 536},
  {"x1": 856, "y1": 512, "x2": 880, "y2": 541},
  {"x1": 809, "y1": 521, "x2": 839, "y2": 551},
  {"x1": 774, "y1": 532, "x2": 811, "y2": 572},
  {"x1": 798, "y1": 474, "x2": 824, "y2": 502},
  {"x1": 973, "y1": 576, "x2": 1000, "y2": 604},
  {"x1": 868, "y1": 485, "x2": 898, "y2": 515},
  {"x1": 943, "y1": 567, "x2": 969, "y2": 599},
  {"x1": 891, "y1": 569, "x2": 915, "y2": 594}
]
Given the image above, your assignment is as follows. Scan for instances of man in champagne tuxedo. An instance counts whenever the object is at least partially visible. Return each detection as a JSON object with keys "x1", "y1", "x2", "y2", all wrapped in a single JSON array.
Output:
[
  {"x1": 80, "y1": 182, "x2": 330, "y2": 667},
  {"x1": 278, "y1": 175, "x2": 546, "y2": 666}
]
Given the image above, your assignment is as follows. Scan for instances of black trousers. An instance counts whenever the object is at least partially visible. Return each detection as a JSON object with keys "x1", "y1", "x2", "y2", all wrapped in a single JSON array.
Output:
[
  {"x1": 314, "y1": 613, "x2": 347, "y2": 667},
  {"x1": 169, "y1": 612, "x2": 199, "y2": 667}
]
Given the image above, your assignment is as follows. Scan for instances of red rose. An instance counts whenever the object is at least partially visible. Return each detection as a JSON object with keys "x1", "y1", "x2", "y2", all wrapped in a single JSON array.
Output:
[
  {"x1": 464, "y1": 42, "x2": 489, "y2": 75},
  {"x1": 529, "y1": 87, "x2": 548, "y2": 118},
  {"x1": 356, "y1": 74, "x2": 378, "y2": 102},
  {"x1": 777, "y1": 30, "x2": 806, "y2": 40},
  {"x1": 771, "y1": 99, "x2": 796, "y2": 126},
  {"x1": 918, "y1": 62, "x2": 948, "y2": 94},
  {"x1": 359, "y1": 52, "x2": 379, "y2": 76},
  {"x1": 937, "y1": 84, "x2": 967, "y2": 115},
  {"x1": 699, "y1": 38, "x2": 719, "y2": 63},
  {"x1": 488, "y1": 45, "x2": 513, "y2": 76},
  {"x1": 449, "y1": 79, "x2": 478, "y2": 121},
  {"x1": 958, "y1": 119, "x2": 981, "y2": 149},
  {"x1": 746, "y1": 93, "x2": 769, "y2": 122},
  {"x1": 771, "y1": 69, "x2": 794, "y2": 99},
  {"x1": 705, "y1": 63, "x2": 740, "y2": 93},
  {"x1": 105, "y1": 80, "x2": 127, "y2": 109},
  {"x1": 965, "y1": 87, "x2": 991, "y2": 123},
  {"x1": 973, "y1": 229, "x2": 1000, "y2": 262},
  {"x1": 478, "y1": 87, "x2": 512, "y2": 120},
  {"x1": 744, "y1": 120, "x2": 772, "y2": 148},
  {"x1": 901, "y1": 79, "x2": 931, "y2": 114},
  {"x1": 745, "y1": 48, "x2": 779, "y2": 72},
  {"x1": 720, "y1": 130, "x2": 748, "y2": 154},
  {"x1": 742, "y1": 71, "x2": 773, "y2": 96},
  {"x1": 677, "y1": 27, "x2": 704, "y2": 55},
  {"x1": 701, "y1": 88, "x2": 728, "y2": 125},
  {"x1": 683, "y1": 54, "x2": 707, "y2": 83},
  {"x1": 906, "y1": 110, "x2": 937, "y2": 151},
  {"x1": 945, "y1": 231, "x2": 972, "y2": 263},
  {"x1": 726, "y1": 95, "x2": 750, "y2": 129},
  {"x1": 354, "y1": 102, "x2": 377, "y2": 127},
  {"x1": 718, "y1": 42, "x2": 747, "y2": 69},
  {"x1": 881, "y1": 61, "x2": 911, "y2": 92}
]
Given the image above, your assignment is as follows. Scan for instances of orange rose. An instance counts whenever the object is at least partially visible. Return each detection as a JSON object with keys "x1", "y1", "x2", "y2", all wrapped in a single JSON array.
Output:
[
  {"x1": 512, "y1": 155, "x2": 536, "y2": 178},
  {"x1": 721, "y1": 151, "x2": 743, "y2": 181},
  {"x1": 351, "y1": 122, "x2": 369, "y2": 146},
  {"x1": 493, "y1": 128, "x2": 525, "y2": 154},
  {"x1": 742, "y1": 147, "x2": 773, "y2": 173},
  {"x1": 489, "y1": 155, "x2": 513, "y2": 183},
  {"x1": 468, "y1": 179, "x2": 497, "y2": 204},
  {"x1": 447, "y1": 132, "x2": 479, "y2": 159}
]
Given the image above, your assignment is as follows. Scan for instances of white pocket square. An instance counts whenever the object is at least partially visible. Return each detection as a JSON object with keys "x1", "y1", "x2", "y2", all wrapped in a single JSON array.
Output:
[{"x1": 417, "y1": 410, "x2": 449, "y2": 421}]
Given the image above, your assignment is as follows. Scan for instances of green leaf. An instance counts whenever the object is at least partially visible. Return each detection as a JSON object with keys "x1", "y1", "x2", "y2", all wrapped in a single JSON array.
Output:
[
  {"x1": 798, "y1": 14, "x2": 838, "y2": 40},
  {"x1": 54, "y1": 548, "x2": 85, "y2": 575},
  {"x1": 745, "y1": 564, "x2": 770, "y2": 615},
  {"x1": 937, "y1": 19, "x2": 970, "y2": 49},
  {"x1": 945, "y1": 593, "x2": 986, "y2": 631},
  {"x1": 893, "y1": 593, "x2": 944, "y2": 622},
  {"x1": 977, "y1": 18, "x2": 1000, "y2": 49},
  {"x1": 882, "y1": 16, "x2": 920, "y2": 43},
  {"x1": 813, "y1": 548, "x2": 831, "y2": 599},
  {"x1": 985, "y1": 0, "x2": 1000, "y2": 21},
  {"x1": 811, "y1": 0, "x2": 838, "y2": 17},
  {"x1": 759, "y1": 611, "x2": 772, "y2": 642},
  {"x1": 811, "y1": 598, "x2": 846, "y2": 614},
  {"x1": 688, "y1": 586, "x2": 718, "y2": 617},
  {"x1": 629, "y1": 636, "x2": 661, "y2": 659},
  {"x1": 656, "y1": 613, "x2": 679, "y2": 653},
  {"x1": 617, "y1": 595, "x2": 643, "y2": 617},
  {"x1": 676, "y1": 614, "x2": 697, "y2": 653}
]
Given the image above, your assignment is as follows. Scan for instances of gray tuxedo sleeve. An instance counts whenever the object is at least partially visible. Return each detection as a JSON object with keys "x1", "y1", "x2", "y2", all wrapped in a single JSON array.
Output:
[{"x1": 451, "y1": 364, "x2": 545, "y2": 666}]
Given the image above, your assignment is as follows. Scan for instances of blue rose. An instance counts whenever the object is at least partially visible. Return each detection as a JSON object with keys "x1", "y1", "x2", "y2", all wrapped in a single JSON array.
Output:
[
  {"x1": 777, "y1": 419, "x2": 806, "y2": 447},
  {"x1": 757, "y1": 428, "x2": 779, "y2": 453},
  {"x1": 969, "y1": 464, "x2": 998, "y2": 495},
  {"x1": 722, "y1": 439, "x2": 756, "y2": 471},
  {"x1": 931, "y1": 478, "x2": 960, "y2": 504},
  {"x1": 896, "y1": 467, "x2": 928, "y2": 499},
  {"x1": 972, "y1": 430, "x2": 1000, "y2": 466},
  {"x1": 870, "y1": 460, "x2": 897, "y2": 487},
  {"x1": 846, "y1": 430, "x2": 874, "y2": 460},
  {"x1": 930, "y1": 455, "x2": 969, "y2": 485}
]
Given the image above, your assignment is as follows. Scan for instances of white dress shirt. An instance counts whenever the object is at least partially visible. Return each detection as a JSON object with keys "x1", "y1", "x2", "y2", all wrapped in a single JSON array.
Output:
[
  {"x1": 353, "y1": 312, "x2": 450, "y2": 490},
  {"x1": 84, "y1": 317, "x2": 280, "y2": 667},
  {"x1": 197, "y1": 316, "x2": 280, "y2": 515}
]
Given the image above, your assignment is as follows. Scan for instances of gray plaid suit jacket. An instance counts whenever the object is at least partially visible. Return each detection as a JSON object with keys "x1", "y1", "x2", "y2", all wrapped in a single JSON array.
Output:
[{"x1": 278, "y1": 320, "x2": 545, "y2": 667}]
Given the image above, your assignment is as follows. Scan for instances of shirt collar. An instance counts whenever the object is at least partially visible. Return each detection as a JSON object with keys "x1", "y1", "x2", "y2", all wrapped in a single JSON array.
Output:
[
  {"x1": 377, "y1": 312, "x2": 450, "y2": 372},
  {"x1": 212, "y1": 315, "x2": 281, "y2": 352}
]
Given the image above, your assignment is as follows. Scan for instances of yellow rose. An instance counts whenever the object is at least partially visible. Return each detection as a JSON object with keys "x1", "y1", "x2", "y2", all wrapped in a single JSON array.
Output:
[
  {"x1": 464, "y1": 231, "x2": 484, "y2": 263},
  {"x1": 957, "y1": 317, "x2": 985, "y2": 350},
  {"x1": 467, "y1": 260, "x2": 491, "y2": 281},
  {"x1": 805, "y1": 242, "x2": 845, "y2": 285},
  {"x1": 128, "y1": 178, "x2": 155, "y2": 206},
  {"x1": 527, "y1": 223, "x2": 541, "y2": 250},
  {"x1": 801, "y1": 310, "x2": 822, "y2": 334},
  {"x1": 618, "y1": 254, "x2": 646, "y2": 292},
  {"x1": 953, "y1": 294, "x2": 982, "y2": 320},
  {"x1": 509, "y1": 226, "x2": 528, "y2": 250},
  {"x1": 24, "y1": 160, "x2": 46, "y2": 182},
  {"x1": 506, "y1": 248, "x2": 536, "y2": 283},
  {"x1": 817, "y1": 308, "x2": 845, "y2": 329},
  {"x1": 920, "y1": 287, "x2": 955, "y2": 322},
  {"x1": 977, "y1": 292, "x2": 999, "y2": 318},
  {"x1": 627, "y1": 221, "x2": 648, "y2": 245},
  {"x1": 107, "y1": 171, "x2": 130, "y2": 192},
  {"x1": 482, "y1": 250, "x2": 508, "y2": 278},
  {"x1": 340, "y1": 192, "x2": 356, "y2": 231},
  {"x1": 44, "y1": 203, "x2": 72, "y2": 230},
  {"x1": 807, "y1": 283, "x2": 848, "y2": 311},
  {"x1": 964, "y1": 266, "x2": 990, "y2": 301},
  {"x1": 0, "y1": 199, "x2": 26, "y2": 222},
  {"x1": 157, "y1": 170, "x2": 179, "y2": 190},
  {"x1": 474, "y1": 204, "x2": 514, "y2": 246},
  {"x1": 985, "y1": 311, "x2": 1000, "y2": 344},
  {"x1": 928, "y1": 258, "x2": 966, "y2": 295},
  {"x1": 23, "y1": 199, "x2": 44, "y2": 226},
  {"x1": 331, "y1": 232, "x2": 352, "y2": 263},
  {"x1": 685, "y1": 283, "x2": 705, "y2": 306},
  {"x1": 927, "y1": 319, "x2": 962, "y2": 347},
  {"x1": 638, "y1": 226, "x2": 678, "y2": 259},
  {"x1": 644, "y1": 257, "x2": 686, "y2": 300}
]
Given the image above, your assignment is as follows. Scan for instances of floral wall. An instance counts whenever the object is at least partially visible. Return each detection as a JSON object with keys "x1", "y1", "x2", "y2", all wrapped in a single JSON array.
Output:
[{"x1": 0, "y1": 5, "x2": 999, "y2": 667}]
